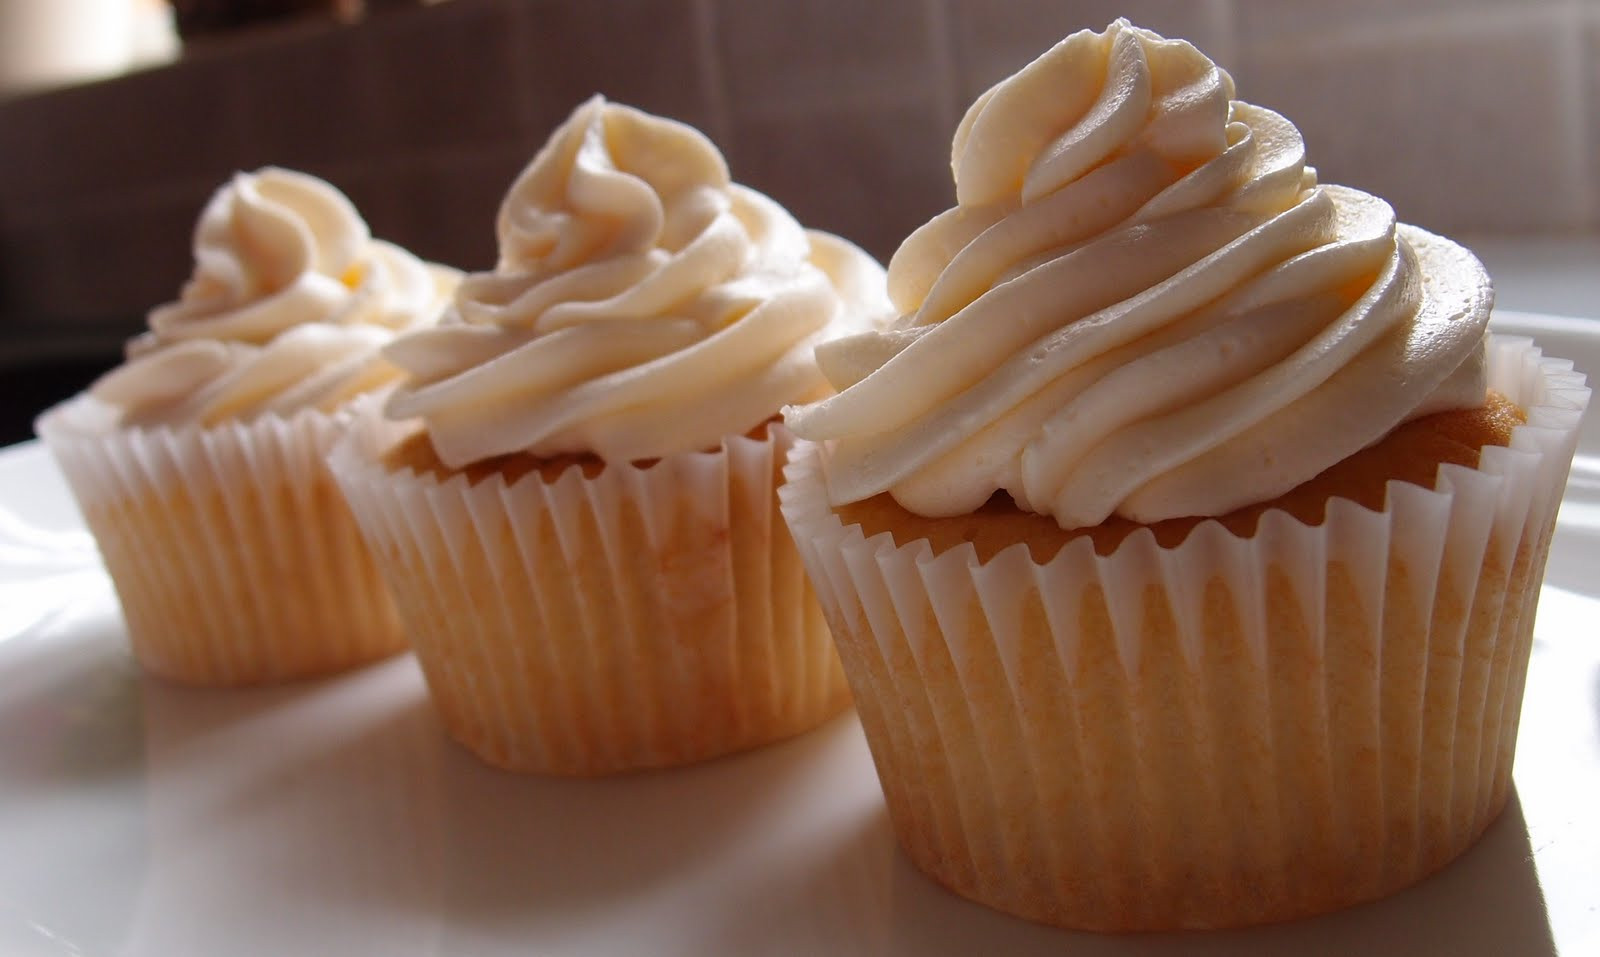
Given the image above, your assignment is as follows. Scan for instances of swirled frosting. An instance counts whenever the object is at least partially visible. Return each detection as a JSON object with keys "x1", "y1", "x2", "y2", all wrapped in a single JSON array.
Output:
[
  {"x1": 381, "y1": 96, "x2": 890, "y2": 467},
  {"x1": 90, "y1": 167, "x2": 459, "y2": 428},
  {"x1": 785, "y1": 19, "x2": 1491, "y2": 528}
]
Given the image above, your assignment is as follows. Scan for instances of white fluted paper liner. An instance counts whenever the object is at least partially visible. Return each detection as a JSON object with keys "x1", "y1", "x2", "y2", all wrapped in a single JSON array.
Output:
[
  {"x1": 777, "y1": 335, "x2": 1588, "y2": 931},
  {"x1": 35, "y1": 395, "x2": 408, "y2": 686},
  {"x1": 328, "y1": 408, "x2": 851, "y2": 776}
]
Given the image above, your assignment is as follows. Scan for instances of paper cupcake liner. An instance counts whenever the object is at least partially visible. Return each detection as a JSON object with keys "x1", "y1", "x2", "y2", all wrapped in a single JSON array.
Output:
[
  {"x1": 36, "y1": 396, "x2": 408, "y2": 686},
  {"x1": 778, "y1": 335, "x2": 1588, "y2": 931},
  {"x1": 328, "y1": 409, "x2": 851, "y2": 776}
]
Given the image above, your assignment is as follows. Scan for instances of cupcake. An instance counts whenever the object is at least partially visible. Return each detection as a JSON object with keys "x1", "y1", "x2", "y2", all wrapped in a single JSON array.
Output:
[
  {"x1": 36, "y1": 167, "x2": 459, "y2": 687},
  {"x1": 329, "y1": 96, "x2": 890, "y2": 776},
  {"x1": 780, "y1": 20, "x2": 1590, "y2": 931}
]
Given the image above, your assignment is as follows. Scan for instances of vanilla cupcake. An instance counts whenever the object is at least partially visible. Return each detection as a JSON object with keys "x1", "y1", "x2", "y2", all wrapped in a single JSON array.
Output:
[
  {"x1": 780, "y1": 21, "x2": 1589, "y2": 931},
  {"x1": 36, "y1": 167, "x2": 459, "y2": 686},
  {"x1": 330, "y1": 96, "x2": 889, "y2": 775}
]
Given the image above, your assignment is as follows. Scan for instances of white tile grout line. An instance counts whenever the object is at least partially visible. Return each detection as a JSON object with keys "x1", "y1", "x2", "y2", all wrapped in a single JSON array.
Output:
[
  {"x1": 924, "y1": 0, "x2": 963, "y2": 142},
  {"x1": 689, "y1": 0, "x2": 733, "y2": 160},
  {"x1": 505, "y1": 0, "x2": 541, "y2": 157},
  {"x1": 1578, "y1": 0, "x2": 1600, "y2": 228},
  {"x1": 1537, "y1": 0, "x2": 1598, "y2": 232},
  {"x1": 1239, "y1": 2, "x2": 1578, "y2": 62},
  {"x1": 1205, "y1": 0, "x2": 1242, "y2": 80}
]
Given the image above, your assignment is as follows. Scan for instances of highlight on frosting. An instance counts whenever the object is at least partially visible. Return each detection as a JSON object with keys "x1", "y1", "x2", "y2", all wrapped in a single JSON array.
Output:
[
  {"x1": 381, "y1": 95, "x2": 890, "y2": 468},
  {"x1": 785, "y1": 18, "x2": 1492, "y2": 528},
  {"x1": 90, "y1": 167, "x2": 459, "y2": 428}
]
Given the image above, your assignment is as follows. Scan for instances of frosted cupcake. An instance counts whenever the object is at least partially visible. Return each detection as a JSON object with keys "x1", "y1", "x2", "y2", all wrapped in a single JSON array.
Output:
[
  {"x1": 330, "y1": 96, "x2": 889, "y2": 776},
  {"x1": 36, "y1": 167, "x2": 459, "y2": 687},
  {"x1": 780, "y1": 21, "x2": 1589, "y2": 931}
]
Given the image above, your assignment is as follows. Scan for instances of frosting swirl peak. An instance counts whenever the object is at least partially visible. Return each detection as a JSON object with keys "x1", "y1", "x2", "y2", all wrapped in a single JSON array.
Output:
[
  {"x1": 786, "y1": 20, "x2": 1490, "y2": 528},
  {"x1": 383, "y1": 96, "x2": 889, "y2": 467},
  {"x1": 92, "y1": 167, "x2": 458, "y2": 428}
]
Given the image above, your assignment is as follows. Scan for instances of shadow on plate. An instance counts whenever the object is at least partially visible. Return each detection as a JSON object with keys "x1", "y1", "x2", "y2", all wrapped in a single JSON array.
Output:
[
  {"x1": 708, "y1": 801, "x2": 900, "y2": 954},
  {"x1": 132, "y1": 648, "x2": 415, "y2": 748},
  {"x1": 712, "y1": 791, "x2": 1554, "y2": 957},
  {"x1": 119, "y1": 653, "x2": 451, "y2": 956},
  {"x1": 412, "y1": 710, "x2": 865, "y2": 934},
  {"x1": 0, "y1": 595, "x2": 146, "y2": 795}
]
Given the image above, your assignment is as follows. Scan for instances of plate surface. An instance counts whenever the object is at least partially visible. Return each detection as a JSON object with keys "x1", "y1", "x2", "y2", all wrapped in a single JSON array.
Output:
[{"x1": 0, "y1": 312, "x2": 1596, "y2": 957}]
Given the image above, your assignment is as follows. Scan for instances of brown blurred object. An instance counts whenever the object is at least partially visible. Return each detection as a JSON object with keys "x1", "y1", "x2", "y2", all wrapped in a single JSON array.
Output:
[
  {"x1": 173, "y1": 0, "x2": 334, "y2": 35},
  {"x1": 170, "y1": 0, "x2": 419, "y2": 34}
]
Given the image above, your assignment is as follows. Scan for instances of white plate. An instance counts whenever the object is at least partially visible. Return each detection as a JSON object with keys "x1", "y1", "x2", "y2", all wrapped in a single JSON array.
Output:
[{"x1": 0, "y1": 312, "x2": 1596, "y2": 957}]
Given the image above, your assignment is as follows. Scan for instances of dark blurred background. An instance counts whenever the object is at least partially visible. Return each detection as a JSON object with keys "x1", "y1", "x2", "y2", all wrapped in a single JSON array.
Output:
[{"x1": 3, "y1": 0, "x2": 1598, "y2": 446}]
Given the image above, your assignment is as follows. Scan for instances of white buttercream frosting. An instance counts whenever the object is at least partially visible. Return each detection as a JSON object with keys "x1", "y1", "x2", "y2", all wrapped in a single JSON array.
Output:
[
  {"x1": 381, "y1": 95, "x2": 890, "y2": 468},
  {"x1": 785, "y1": 19, "x2": 1491, "y2": 527},
  {"x1": 90, "y1": 167, "x2": 459, "y2": 428}
]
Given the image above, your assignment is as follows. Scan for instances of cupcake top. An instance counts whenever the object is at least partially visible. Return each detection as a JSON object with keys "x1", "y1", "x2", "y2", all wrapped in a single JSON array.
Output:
[
  {"x1": 382, "y1": 95, "x2": 890, "y2": 468},
  {"x1": 89, "y1": 167, "x2": 459, "y2": 429},
  {"x1": 785, "y1": 19, "x2": 1492, "y2": 528}
]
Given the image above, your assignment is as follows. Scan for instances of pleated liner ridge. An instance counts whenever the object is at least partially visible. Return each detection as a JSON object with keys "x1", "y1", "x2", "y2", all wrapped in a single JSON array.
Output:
[
  {"x1": 777, "y1": 336, "x2": 1589, "y2": 932},
  {"x1": 329, "y1": 412, "x2": 851, "y2": 776},
  {"x1": 35, "y1": 398, "x2": 409, "y2": 686}
]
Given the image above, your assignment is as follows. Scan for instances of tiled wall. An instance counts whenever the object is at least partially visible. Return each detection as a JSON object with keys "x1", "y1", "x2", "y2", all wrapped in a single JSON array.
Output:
[{"x1": 1, "y1": 0, "x2": 1597, "y2": 356}]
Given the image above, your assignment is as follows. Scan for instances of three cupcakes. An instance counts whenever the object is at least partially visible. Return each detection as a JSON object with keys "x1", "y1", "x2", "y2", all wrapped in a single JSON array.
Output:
[{"x1": 29, "y1": 22, "x2": 1592, "y2": 937}]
